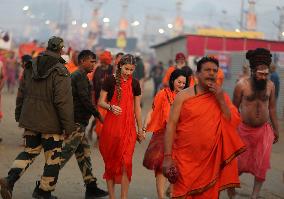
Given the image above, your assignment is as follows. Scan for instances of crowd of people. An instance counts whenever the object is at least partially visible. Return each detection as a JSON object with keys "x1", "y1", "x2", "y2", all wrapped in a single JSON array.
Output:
[{"x1": 0, "y1": 35, "x2": 281, "y2": 199}]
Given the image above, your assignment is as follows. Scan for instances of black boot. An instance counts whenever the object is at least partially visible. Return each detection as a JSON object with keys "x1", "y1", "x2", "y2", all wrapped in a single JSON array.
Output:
[
  {"x1": 32, "y1": 181, "x2": 40, "y2": 198},
  {"x1": 32, "y1": 181, "x2": 58, "y2": 199},
  {"x1": 85, "y1": 181, "x2": 108, "y2": 199},
  {"x1": 36, "y1": 188, "x2": 58, "y2": 199},
  {"x1": 0, "y1": 178, "x2": 13, "y2": 199}
]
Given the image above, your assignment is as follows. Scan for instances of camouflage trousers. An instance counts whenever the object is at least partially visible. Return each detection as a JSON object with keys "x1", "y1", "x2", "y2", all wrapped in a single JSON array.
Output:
[
  {"x1": 61, "y1": 125, "x2": 96, "y2": 184},
  {"x1": 6, "y1": 130, "x2": 63, "y2": 191}
]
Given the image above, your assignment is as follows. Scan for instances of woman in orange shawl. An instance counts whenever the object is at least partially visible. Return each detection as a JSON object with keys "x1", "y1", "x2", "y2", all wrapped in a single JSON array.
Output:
[
  {"x1": 143, "y1": 69, "x2": 188, "y2": 199},
  {"x1": 98, "y1": 54, "x2": 145, "y2": 199}
]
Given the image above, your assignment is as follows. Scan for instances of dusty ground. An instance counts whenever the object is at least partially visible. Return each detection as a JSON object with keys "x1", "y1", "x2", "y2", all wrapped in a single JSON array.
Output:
[{"x1": 0, "y1": 81, "x2": 283, "y2": 199}]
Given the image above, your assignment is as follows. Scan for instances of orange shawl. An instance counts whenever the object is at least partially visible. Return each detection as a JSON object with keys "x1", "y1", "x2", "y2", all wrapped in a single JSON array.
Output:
[
  {"x1": 99, "y1": 77, "x2": 137, "y2": 184},
  {"x1": 147, "y1": 88, "x2": 175, "y2": 133},
  {"x1": 172, "y1": 93, "x2": 245, "y2": 198},
  {"x1": 162, "y1": 66, "x2": 175, "y2": 86}
]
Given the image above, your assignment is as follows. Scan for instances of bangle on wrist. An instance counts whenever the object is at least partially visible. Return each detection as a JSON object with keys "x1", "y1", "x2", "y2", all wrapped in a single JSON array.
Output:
[{"x1": 108, "y1": 104, "x2": 112, "y2": 111}]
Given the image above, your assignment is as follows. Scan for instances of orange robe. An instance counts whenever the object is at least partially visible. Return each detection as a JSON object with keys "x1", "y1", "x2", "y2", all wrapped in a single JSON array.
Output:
[
  {"x1": 188, "y1": 76, "x2": 196, "y2": 87},
  {"x1": 143, "y1": 88, "x2": 176, "y2": 173},
  {"x1": 99, "y1": 77, "x2": 137, "y2": 184},
  {"x1": 162, "y1": 66, "x2": 176, "y2": 86},
  {"x1": 147, "y1": 87, "x2": 175, "y2": 133},
  {"x1": 65, "y1": 61, "x2": 78, "y2": 74},
  {"x1": 216, "y1": 68, "x2": 224, "y2": 86},
  {"x1": 172, "y1": 93, "x2": 245, "y2": 199}
]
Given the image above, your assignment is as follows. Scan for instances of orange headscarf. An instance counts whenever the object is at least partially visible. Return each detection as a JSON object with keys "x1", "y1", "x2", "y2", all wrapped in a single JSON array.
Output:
[{"x1": 99, "y1": 51, "x2": 112, "y2": 65}]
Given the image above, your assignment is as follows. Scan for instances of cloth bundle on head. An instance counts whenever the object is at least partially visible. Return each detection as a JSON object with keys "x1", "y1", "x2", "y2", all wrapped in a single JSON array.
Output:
[
  {"x1": 100, "y1": 50, "x2": 112, "y2": 65},
  {"x1": 246, "y1": 48, "x2": 272, "y2": 69}
]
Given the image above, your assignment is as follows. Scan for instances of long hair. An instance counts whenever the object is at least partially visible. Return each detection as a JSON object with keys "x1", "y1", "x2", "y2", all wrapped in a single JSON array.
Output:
[
  {"x1": 115, "y1": 54, "x2": 136, "y2": 104},
  {"x1": 246, "y1": 48, "x2": 272, "y2": 71}
]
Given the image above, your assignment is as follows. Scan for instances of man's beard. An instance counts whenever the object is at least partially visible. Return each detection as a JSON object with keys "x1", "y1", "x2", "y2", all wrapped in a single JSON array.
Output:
[{"x1": 252, "y1": 76, "x2": 267, "y2": 91}]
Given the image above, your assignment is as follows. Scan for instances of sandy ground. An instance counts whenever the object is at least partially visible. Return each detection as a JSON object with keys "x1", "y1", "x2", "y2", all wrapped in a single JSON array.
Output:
[{"x1": 0, "y1": 81, "x2": 283, "y2": 199}]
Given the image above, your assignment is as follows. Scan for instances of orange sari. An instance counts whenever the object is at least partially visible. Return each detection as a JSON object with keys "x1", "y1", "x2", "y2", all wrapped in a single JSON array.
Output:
[
  {"x1": 99, "y1": 77, "x2": 137, "y2": 184},
  {"x1": 143, "y1": 88, "x2": 176, "y2": 173},
  {"x1": 172, "y1": 93, "x2": 245, "y2": 199},
  {"x1": 95, "y1": 107, "x2": 107, "y2": 137},
  {"x1": 147, "y1": 88, "x2": 176, "y2": 133}
]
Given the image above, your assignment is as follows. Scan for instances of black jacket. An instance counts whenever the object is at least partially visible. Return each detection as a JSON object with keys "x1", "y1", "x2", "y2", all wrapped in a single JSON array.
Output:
[{"x1": 71, "y1": 69, "x2": 100, "y2": 126}]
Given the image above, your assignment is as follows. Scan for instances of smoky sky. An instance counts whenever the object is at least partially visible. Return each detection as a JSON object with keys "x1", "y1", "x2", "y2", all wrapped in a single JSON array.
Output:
[{"x1": 0, "y1": 0, "x2": 283, "y2": 41}]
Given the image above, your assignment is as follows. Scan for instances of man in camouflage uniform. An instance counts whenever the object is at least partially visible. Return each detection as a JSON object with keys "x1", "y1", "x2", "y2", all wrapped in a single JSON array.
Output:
[
  {"x1": 32, "y1": 50, "x2": 108, "y2": 199},
  {"x1": 0, "y1": 36, "x2": 76, "y2": 199}
]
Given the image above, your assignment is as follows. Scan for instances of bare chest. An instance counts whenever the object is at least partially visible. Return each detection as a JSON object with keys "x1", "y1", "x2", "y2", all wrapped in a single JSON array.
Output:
[{"x1": 240, "y1": 88, "x2": 270, "y2": 113}]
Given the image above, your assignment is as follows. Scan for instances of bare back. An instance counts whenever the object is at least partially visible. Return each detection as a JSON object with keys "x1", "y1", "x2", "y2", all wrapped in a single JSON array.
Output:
[{"x1": 233, "y1": 77, "x2": 274, "y2": 127}]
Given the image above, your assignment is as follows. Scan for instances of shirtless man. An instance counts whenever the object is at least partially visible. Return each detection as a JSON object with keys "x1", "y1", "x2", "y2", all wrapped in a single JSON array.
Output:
[{"x1": 231, "y1": 48, "x2": 279, "y2": 199}]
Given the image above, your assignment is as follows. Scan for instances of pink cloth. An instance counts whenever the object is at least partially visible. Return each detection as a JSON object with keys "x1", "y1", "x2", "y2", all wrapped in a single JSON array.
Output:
[{"x1": 237, "y1": 122, "x2": 274, "y2": 181}]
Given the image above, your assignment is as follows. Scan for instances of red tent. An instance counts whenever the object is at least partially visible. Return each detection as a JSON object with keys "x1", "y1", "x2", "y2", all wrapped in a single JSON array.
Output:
[{"x1": 186, "y1": 35, "x2": 284, "y2": 56}]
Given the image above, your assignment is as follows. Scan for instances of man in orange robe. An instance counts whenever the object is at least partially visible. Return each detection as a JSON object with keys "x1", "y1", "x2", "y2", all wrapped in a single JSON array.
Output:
[{"x1": 163, "y1": 56, "x2": 245, "y2": 199}]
